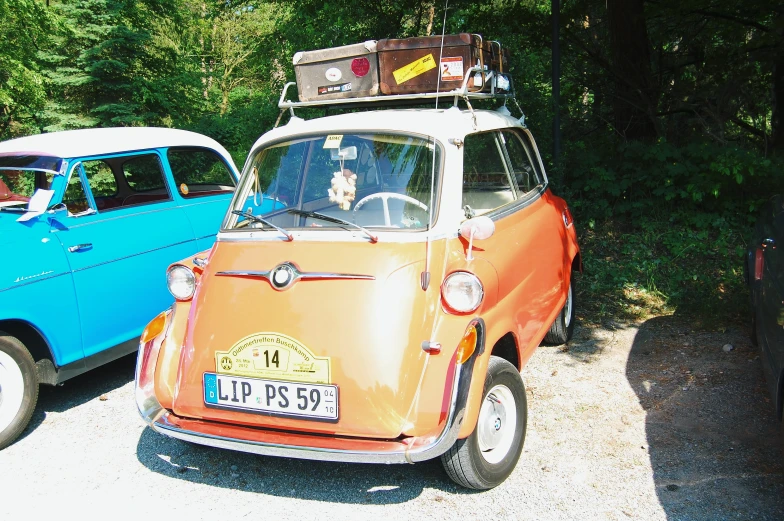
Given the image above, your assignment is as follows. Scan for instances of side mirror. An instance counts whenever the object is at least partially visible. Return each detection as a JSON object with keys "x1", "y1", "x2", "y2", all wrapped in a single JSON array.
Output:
[
  {"x1": 459, "y1": 215, "x2": 495, "y2": 261},
  {"x1": 47, "y1": 202, "x2": 68, "y2": 215}
]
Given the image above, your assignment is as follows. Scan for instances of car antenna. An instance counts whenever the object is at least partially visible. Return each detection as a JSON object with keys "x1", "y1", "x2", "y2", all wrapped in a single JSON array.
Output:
[{"x1": 422, "y1": 0, "x2": 450, "y2": 291}]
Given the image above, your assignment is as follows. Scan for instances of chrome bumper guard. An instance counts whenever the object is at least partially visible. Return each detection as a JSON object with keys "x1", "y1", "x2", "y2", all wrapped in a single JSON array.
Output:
[{"x1": 136, "y1": 346, "x2": 478, "y2": 465}]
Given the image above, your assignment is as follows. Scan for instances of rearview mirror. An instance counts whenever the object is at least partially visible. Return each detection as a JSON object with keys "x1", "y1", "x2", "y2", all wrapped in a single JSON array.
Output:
[
  {"x1": 330, "y1": 146, "x2": 357, "y2": 161},
  {"x1": 459, "y1": 215, "x2": 495, "y2": 261}
]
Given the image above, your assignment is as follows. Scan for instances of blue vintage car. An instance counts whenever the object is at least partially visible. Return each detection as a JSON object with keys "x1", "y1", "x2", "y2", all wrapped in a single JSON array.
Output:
[{"x1": 0, "y1": 127, "x2": 239, "y2": 449}]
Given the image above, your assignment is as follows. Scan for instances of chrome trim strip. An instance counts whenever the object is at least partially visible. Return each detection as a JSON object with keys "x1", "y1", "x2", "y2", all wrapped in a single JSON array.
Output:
[
  {"x1": 0, "y1": 271, "x2": 69, "y2": 293},
  {"x1": 300, "y1": 273, "x2": 375, "y2": 281},
  {"x1": 215, "y1": 229, "x2": 459, "y2": 244},
  {"x1": 147, "y1": 349, "x2": 477, "y2": 464},
  {"x1": 215, "y1": 263, "x2": 375, "y2": 291}
]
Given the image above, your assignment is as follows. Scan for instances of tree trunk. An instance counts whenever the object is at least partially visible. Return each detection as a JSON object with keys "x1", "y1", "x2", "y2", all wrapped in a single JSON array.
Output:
[{"x1": 606, "y1": 0, "x2": 658, "y2": 141}]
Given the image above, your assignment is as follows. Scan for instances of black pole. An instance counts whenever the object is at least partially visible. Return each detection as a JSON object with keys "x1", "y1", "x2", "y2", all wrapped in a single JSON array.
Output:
[{"x1": 552, "y1": 0, "x2": 561, "y2": 162}]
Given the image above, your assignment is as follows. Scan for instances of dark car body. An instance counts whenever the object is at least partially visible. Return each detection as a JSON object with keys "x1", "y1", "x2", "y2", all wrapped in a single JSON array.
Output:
[{"x1": 747, "y1": 194, "x2": 784, "y2": 419}]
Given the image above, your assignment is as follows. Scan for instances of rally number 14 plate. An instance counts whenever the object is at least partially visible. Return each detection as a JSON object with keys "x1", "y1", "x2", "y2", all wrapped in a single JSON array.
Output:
[{"x1": 203, "y1": 372, "x2": 338, "y2": 421}]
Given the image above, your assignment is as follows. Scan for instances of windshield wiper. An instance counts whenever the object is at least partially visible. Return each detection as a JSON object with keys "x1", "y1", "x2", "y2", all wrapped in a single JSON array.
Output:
[
  {"x1": 231, "y1": 210, "x2": 293, "y2": 241},
  {"x1": 0, "y1": 206, "x2": 29, "y2": 213},
  {"x1": 287, "y1": 209, "x2": 378, "y2": 243}
]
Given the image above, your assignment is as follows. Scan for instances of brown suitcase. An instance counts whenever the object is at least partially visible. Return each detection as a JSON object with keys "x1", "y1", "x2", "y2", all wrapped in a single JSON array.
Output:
[
  {"x1": 377, "y1": 34, "x2": 491, "y2": 95},
  {"x1": 293, "y1": 41, "x2": 380, "y2": 101}
]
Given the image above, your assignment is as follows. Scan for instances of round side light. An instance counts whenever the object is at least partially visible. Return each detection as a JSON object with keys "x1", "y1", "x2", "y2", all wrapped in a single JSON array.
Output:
[
  {"x1": 441, "y1": 272, "x2": 484, "y2": 314},
  {"x1": 167, "y1": 264, "x2": 196, "y2": 301}
]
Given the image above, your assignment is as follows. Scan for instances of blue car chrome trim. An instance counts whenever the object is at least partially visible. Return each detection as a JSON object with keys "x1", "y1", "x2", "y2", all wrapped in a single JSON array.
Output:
[
  {"x1": 216, "y1": 261, "x2": 374, "y2": 291},
  {"x1": 0, "y1": 272, "x2": 69, "y2": 293},
  {"x1": 65, "y1": 239, "x2": 194, "y2": 273},
  {"x1": 137, "y1": 319, "x2": 484, "y2": 464}
]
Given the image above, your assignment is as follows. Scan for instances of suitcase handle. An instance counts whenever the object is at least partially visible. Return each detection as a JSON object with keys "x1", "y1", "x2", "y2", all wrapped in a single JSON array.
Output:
[
  {"x1": 469, "y1": 33, "x2": 485, "y2": 93},
  {"x1": 489, "y1": 41, "x2": 504, "y2": 73}
]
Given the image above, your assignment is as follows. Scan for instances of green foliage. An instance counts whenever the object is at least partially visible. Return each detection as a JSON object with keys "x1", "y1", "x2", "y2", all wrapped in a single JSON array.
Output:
[
  {"x1": 556, "y1": 139, "x2": 780, "y2": 222},
  {"x1": 0, "y1": 0, "x2": 779, "y2": 324}
]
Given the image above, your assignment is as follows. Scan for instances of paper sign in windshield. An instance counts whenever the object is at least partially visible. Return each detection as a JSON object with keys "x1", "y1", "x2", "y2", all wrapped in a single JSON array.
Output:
[
  {"x1": 323, "y1": 135, "x2": 343, "y2": 149},
  {"x1": 17, "y1": 189, "x2": 54, "y2": 222}
]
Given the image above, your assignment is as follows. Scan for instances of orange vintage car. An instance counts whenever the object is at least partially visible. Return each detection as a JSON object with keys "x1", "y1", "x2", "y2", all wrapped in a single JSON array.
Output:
[{"x1": 135, "y1": 85, "x2": 580, "y2": 490}]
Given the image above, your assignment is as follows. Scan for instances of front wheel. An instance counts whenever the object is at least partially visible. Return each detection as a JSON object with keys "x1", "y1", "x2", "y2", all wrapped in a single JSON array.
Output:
[
  {"x1": 0, "y1": 333, "x2": 39, "y2": 450},
  {"x1": 440, "y1": 356, "x2": 527, "y2": 490}
]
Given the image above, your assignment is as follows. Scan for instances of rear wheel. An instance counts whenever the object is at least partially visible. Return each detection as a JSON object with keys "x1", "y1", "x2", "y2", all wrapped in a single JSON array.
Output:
[
  {"x1": 0, "y1": 333, "x2": 38, "y2": 450},
  {"x1": 440, "y1": 356, "x2": 527, "y2": 490},
  {"x1": 544, "y1": 274, "x2": 576, "y2": 345}
]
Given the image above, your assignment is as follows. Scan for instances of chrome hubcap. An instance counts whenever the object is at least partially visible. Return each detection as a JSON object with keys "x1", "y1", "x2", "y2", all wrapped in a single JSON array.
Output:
[
  {"x1": 477, "y1": 384, "x2": 517, "y2": 464},
  {"x1": 564, "y1": 283, "x2": 573, "y2": 328},
  {"x1": 0, "y1": 351, "x2": 24, "y2": 433}
]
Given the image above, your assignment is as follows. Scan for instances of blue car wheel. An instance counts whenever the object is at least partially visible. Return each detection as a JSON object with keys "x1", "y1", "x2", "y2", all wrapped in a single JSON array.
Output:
[{"x1": 0, "y1": 333, "x2": 38, "y2": 450}]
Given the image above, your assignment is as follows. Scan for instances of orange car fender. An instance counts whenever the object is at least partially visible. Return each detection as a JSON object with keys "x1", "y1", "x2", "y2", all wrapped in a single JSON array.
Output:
[
  {"x1": 153, "y1": 300, "x2": 190, "y2": 410},
  {"x1": 153, "y1": 247, "x2": 212, "y2": 409},
  {"x1": 455, "y1": 302, "x2": 516, "y2": 439}
]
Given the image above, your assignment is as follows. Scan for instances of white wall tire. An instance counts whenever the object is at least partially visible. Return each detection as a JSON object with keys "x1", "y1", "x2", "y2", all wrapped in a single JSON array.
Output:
[
  {"x1": 0, "y1": 334, "x2": 38, "y2": 450},
  {"x1": 440, "y1": 356, "x2": 527, "y2": 490}
]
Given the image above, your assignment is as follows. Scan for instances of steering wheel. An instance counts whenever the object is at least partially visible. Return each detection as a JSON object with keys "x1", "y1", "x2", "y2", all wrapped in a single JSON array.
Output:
[{"x1": 353, "y1": 192, "x2": 428, "y2": 227}]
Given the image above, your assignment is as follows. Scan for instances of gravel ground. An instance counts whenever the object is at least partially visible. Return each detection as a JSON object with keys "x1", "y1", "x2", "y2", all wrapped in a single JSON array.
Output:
[{"x1": 2, "y1": 315, "x2": 783, "y2": 520}]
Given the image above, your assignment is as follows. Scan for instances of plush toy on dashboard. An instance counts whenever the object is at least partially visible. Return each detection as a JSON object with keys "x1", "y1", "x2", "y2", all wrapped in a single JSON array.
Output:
[{"x1": 328, "y1": 168, "x2": 357, "y2": 210}]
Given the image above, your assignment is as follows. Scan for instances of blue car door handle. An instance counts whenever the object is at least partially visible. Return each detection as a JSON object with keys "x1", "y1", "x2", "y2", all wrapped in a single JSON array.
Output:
[{"x1": 68, "y1": 243, "x2": 93, "y2": 253}]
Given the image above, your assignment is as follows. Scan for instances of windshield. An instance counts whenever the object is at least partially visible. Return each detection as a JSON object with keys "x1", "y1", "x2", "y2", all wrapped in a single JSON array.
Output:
[
  {"x1": 225, "y1": 133, "x2": 440, "y2": 232},
  {"x1": 0, "y1": 169, "x2": 56, "y2": 208}
]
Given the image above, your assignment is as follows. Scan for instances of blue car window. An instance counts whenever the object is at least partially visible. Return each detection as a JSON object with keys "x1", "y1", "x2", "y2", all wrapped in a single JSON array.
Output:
[
  {"x1": 83, "y1": 160, "x2": 117, "y2": 197},
  {"x1": 0, "y1": 170, "x2": 55, "y2": 204},
  {"x1": 63, "y1": 170, "x2": 90, "y2": 214},
  {"x1": 167, "y1": 147, "x2": 236, "y2": 199},
  {"x1": 119, "y1": 154, "x2": 172, "y2": 208}
]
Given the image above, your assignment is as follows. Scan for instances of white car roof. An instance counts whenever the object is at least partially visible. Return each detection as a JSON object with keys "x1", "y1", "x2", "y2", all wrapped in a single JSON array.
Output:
[
  {"x1": 249, "y1": 107, "x2": 524, "y2": 153},
  {"x1": 0, "y1": 127, "x2": 238, "y2": 172}
]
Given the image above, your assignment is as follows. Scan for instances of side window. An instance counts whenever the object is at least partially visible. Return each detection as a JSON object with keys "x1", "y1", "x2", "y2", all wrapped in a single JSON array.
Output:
[
  {"x1": 83, "y1": 160, "x2": 117, "y2": 197},
  {"x1": 62, "y1": 167, "x2": 90, "y2": 215},
  {"x1": 501, "y1": 129, "x2": 544, "y2": 196},
  {"x1": 167, "y1": 147, "x2": 236, "y2": 199},
  {"x1": 121, "y1": 154, "x2": 171, "y2": 207},
  {"x1": 462, "y1": 131, "x2": 517, "y2": 217}
]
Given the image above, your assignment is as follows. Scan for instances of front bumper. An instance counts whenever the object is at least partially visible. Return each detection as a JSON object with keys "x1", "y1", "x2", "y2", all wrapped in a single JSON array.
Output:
[{"x1": 135, "y1": 322, "x2": 481, "y2": 465}]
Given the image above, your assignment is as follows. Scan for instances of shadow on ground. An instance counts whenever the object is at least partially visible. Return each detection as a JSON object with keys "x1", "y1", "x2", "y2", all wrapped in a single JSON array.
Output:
[
  {"x1": 135, "y1": 427, "x2": 467, "y2": 503},
  {"x1": 625, "y1": 315, "x2": 784, "y2": 520},
  {"x1": 17, "y1": 353, "x2": 136, "y2": 443}
]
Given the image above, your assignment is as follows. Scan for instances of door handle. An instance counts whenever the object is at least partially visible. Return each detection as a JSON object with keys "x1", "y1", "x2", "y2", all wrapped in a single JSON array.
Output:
[{"x1": 68, "y1": 243, "x2": 92, "y2": 253}]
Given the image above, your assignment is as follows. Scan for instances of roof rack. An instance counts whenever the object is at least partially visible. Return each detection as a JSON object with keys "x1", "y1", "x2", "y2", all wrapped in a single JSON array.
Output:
[{"x1": 276, "y1": 66, "x2": 524, "y2": 126}]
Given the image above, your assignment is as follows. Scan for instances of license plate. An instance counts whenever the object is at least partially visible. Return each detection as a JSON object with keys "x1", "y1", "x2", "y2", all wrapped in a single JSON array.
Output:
[{"x1": 203, "y1": 372, "x2": 338, "y2": 421}]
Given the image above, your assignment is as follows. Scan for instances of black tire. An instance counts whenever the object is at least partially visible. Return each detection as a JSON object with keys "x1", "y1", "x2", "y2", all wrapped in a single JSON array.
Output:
[
  {"x1": 543, "y1": 274, "x2": 576, "y2": 345},
  {"x1": 0, "y1": 333, "x2": 39, "y2": 450},
  {"x1": 440, "y1": 356, "x2": 527, "y2": 490}
]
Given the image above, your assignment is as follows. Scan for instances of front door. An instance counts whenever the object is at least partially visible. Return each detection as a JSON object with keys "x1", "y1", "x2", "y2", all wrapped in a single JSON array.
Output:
[{"x1": 54, "y1": 153, "x2": 195, "y2": 358}]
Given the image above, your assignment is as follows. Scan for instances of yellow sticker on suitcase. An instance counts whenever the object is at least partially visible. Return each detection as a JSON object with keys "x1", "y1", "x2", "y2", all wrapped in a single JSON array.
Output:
[{"x1": 393, "y1": 53, "x2": 437, "y2": 85}]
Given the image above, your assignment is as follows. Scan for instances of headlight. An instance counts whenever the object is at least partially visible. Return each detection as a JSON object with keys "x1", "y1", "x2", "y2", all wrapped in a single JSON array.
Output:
[
  {"x1": 167, "y1": 264, "x2": 196, "y2": 301},
  {"x1": 441, "y1": 271, "x2": 484, "y2": 313}
]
